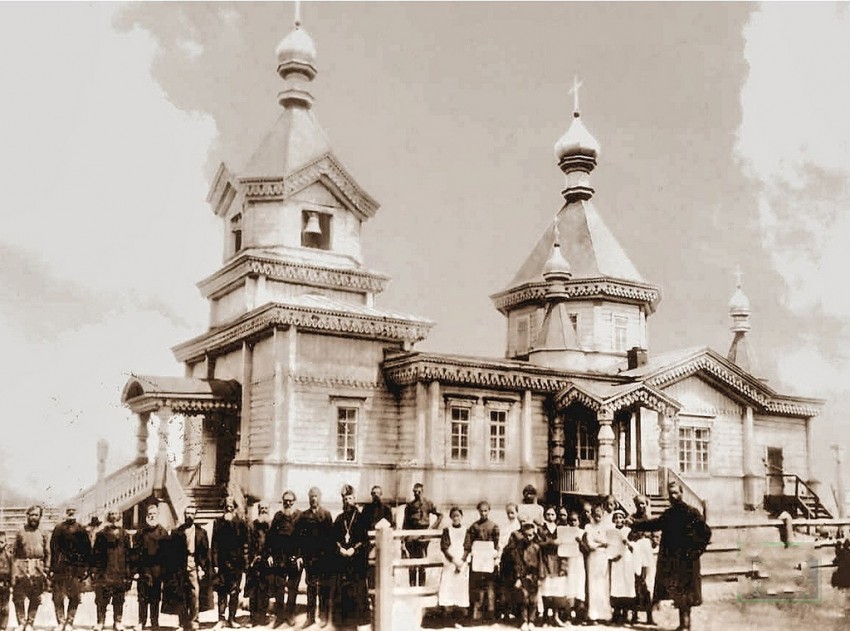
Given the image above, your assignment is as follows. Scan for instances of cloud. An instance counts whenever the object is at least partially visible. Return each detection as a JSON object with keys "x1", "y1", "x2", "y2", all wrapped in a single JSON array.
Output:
[
  {"x1": 736, "y1": 2, "x2": 850, "y2": 483},
  {"x1": 0, "y1": 3, "x2": 219, "y2": 500}
]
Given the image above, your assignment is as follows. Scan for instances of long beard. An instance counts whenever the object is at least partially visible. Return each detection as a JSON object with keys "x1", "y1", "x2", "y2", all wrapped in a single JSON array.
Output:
[{"x1": 256, "y1": 514, "x2": 271, "y2": 524}]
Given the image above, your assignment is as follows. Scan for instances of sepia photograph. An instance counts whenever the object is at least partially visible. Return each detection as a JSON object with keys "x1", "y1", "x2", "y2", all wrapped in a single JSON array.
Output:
[{"x1": 1, "y1": 2, "x2": 849, "y2": 630}]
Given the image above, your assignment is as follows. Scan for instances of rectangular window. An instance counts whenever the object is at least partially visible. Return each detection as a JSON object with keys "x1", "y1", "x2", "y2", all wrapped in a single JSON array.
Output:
[
  {"x1": 678, "y1": 426, "x2": 710, "y2": 473},
  {"x1": 488, "y1": 409, "x2": 507, "y2": 463},
  {"x1": 230, "y1": 213, "x2": 243, "y2": 254},
  {"x1": 613, "y1": 315, "x2": 628, "y2": 352},
  {"x1": 577, "y1": 419, "x2": 596, "y2": 462},
  {"x1": 336, "y1": 407, "x2": 358, "y2": 462},
  {"x1": 450, "y1": 406, "x2": 470, "y2": 462}
]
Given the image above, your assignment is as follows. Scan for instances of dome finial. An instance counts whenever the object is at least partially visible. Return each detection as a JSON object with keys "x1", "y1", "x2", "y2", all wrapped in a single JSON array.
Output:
[
  {"x1": 569, "y1": 75, "x2": 583, "y2": 117},
  {"x1": 543, "y1": 216, "x2": 572, "y2": 282},
  {"x1": 729, "y1": 265, "x2": 751, "y2": 332},
  {"x1": 276, "y1": 0, "x2": 317, "y2": 108}
]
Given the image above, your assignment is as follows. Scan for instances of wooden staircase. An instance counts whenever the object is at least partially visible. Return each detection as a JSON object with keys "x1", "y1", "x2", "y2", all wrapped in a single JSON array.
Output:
[
  {"x1": 765, "y1": 475, "x2": 831, "y2": 519},
  {"x1": 185, "y1": 485, "x2": 226, "y2": 525}
]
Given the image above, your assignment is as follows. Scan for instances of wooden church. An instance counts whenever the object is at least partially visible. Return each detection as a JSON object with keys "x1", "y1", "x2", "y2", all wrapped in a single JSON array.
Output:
[{"x1": 64, "y1": 12, "x2": 827, "y2": 526}]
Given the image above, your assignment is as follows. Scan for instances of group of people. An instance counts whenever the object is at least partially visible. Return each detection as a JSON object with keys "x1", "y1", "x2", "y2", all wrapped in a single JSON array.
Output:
[
  {"x1": 431, "y1": 482, "x2": 711, "y2": 631},
  {"x1": 0, "y1": 483, "x2": 393, "y2": 631}
]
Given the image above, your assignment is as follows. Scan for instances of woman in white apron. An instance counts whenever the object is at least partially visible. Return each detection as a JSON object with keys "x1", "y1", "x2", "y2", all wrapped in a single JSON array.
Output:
[
  {"x1": 583, "y1": 504, "x2": 612, "y2": 623},
  {"x1": 438, "y1": 507, "x2": 469, "y2": 627}
]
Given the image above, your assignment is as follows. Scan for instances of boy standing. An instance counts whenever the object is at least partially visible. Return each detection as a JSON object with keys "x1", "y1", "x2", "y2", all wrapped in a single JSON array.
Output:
[{"x1": 511, "y1": 522, "x2": 542, "y2": 631}]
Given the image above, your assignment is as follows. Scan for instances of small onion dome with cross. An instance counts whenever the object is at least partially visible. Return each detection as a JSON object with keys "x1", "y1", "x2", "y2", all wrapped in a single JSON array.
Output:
[
  {"x1": 729, "y1": 267, "x2": 751, "y2": 332},
  {"x1": 276, "y1": 21, "x2": 317, "y2": 80}
]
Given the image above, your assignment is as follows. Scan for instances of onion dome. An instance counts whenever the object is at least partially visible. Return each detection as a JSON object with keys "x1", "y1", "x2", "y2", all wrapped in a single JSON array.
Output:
[
  {"x1": 729, "y1": 267, "x2": 751, "y2": 333},
  {"x1": 542, "y1": 228, "x2": 572, "y2": 282},
  {"x1": 554, "y1": 112, "x2": 601, "y2": 162},
  {"x1": 276, "y1": 22, "x2": 317, "y2": 81}
]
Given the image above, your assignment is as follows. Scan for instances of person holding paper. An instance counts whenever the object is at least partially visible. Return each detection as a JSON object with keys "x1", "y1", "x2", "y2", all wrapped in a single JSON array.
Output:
[
  {"x1": 609, "y1": 510, "x2": 636, "y2": 625},
  {"x1": 562, "y1": 512, "x2": 586, "y2": 625},
  {"x1": 538, "y1": 506, "x2": 567, "y2": 626},
  {"x1": 583, "y1": 505, "x2": 612, "y2": 624},
  {"x1": 438, "y1": 507, "x2": 469, "y2": 628},
  {"x1": 464, "y1": 501, "x2": 500, "y2": 623}
]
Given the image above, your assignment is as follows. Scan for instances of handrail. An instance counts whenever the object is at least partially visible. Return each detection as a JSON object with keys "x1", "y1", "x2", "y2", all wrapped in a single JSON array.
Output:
[
  {"x1": 610, "y1": 467, "x2": 638, "y2": 515},
  {"x1": 664, "y1": 467, "x2": 707, "y2": 519},
  {"x1": 60, "y1": 461, "x2": 155, "y2": 520},
  {"x1": 164, "y1": 464, "x2": 190, "y2": 520}
]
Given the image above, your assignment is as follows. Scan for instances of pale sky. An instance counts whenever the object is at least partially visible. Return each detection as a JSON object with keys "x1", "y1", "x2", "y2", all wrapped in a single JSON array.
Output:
[{"x1": 1, "y1": 2, "x2": 849, "y2": 503}]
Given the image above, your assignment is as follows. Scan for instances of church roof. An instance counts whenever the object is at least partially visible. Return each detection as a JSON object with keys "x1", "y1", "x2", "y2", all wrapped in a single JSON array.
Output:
[
  {"x1": 505, "y1": 199, "x2": 645, "y2": 291},
  {"x1": 241, "y1": 108, "x2": 332, "y2": 180}
]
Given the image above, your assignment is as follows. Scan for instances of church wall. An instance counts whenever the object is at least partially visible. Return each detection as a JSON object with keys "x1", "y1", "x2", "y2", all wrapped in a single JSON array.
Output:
[
  {"x1": 213, "y1": 348, "x2": 243, "y2": 381},
  {"x1": 753, "y1": 415, "x2": 807, "y2": 477},
  {"x1": 680, "y1": 476, "x2": 743, "y2": 520},
  {"x1": 591, "y1": 302, "x2": 643, "y2": 352},
  {"x1": 663, "y1": 376, "x2": 745, "y2": 478},
  {"x1": 530, "y1": 393, "x2": 549, "y2": 469},
  {"x1": 263, "y1": 279, "x2": 365, "y2": 306},
  {"x1": 213, "y1": 283, "x2": 247, "y2": 325},
  {"x1": 248, "y1": 335, "x2": 275, "y2": 458},
  {"x1": 397, "y1": 385, "x2": 417, "y2": 462}
]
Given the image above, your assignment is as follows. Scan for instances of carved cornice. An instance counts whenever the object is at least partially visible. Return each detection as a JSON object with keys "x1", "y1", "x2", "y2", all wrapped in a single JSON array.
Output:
[
  {"x1": 292, "y1": 375, "x2": 381, "y2": 390},
  {"x1": 124, "y1": 395, "x2": 240, "y2": 415},
  {"x1": 554, "y1": 383, "x2": 681, "y2": 417},
  {"x1": 645, "y1": 351, "x2": 822, "y2": 418},
  {"x1": 491, "y1": 278, "x2": 661, "y2": 314},
  {"x1": 239, "y1": 153, "x2": 379, "y2": 220},
  {"x1": 382, "y1": 358, "x2": 573, "y2": 393},
  {"x1": 197, "y1": 255, "x2": 390, "y2": 299},
  {"x1": 173, "y1": 303, "x2": 432, "y2": 363}
]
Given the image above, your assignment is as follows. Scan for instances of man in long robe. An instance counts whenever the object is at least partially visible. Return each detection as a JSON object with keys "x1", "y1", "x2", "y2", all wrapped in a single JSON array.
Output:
[
  {"x1": 211, "y1": 497, "x2": 249, "y2": 629},
  {"x1": 264, "y1": 491, "x2": 301, "y2": 627},
  {"x1": 51, "y1": 506, "x2": 91, "y2": 630},
  {"x1": 91, "y1": 509, "x2": 132, "y2": 631},
  {"x1": 629, "y1": 481, "x2": 711, "y2": 631},
  {"x1": 330, "y1": 484, "x2": 370, "y2": 629}
]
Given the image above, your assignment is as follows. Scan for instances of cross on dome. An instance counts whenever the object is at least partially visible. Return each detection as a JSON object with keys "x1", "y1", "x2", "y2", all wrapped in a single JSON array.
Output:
[{"x1": 569, "y1": 75, "x2": 583, "y2": 115}]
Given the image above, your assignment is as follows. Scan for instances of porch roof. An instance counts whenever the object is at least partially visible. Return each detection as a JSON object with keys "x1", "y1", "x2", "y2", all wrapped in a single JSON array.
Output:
[
  {"x1": 555, "y1": 378, "x2": 681, "y2": 416},
  {"x1": 121, "y1": 375, "x2": 241, "y2": 414}
]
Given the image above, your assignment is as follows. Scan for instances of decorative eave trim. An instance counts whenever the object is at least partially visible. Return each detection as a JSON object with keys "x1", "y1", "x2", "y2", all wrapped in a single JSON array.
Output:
[
  {"x1": 554, "y1": 382, "x2": 681, "y2": 417},
  {"x1": 292, "y1": 375, "x2": 381, "y2": 390},
  {"x1": 123, "y1": 394, "x2": 241, "y2": 415},
  {"x1": 645, "y1": 350, "x2": 824, "y2": 418},
  {"x1": 173, "y1": 303, "x2": 432, "y2": 364},
  {"x1": 196, "y1": 254, "x2": 391, "y2": 299},
  {"x1": 238, "y1": 153, "x2": 379, "y2": 220},
  {"x1": 381, "y1": 355, "x2": 601, "y2": 393},
  {"x1": 490, "y1": 278, "x2": 662, "y2": 314}
]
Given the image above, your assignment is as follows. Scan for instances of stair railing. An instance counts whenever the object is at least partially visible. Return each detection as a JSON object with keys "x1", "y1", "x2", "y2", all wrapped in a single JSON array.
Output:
[
  {"x1": 794, "y1": 474, "x2": 830, "y2": 519},
  {"x1": 663, "y1": 466, "x2": 708, "y2": 520},
  {"x1": 61, "y1": 461, "x2": 155, "y2": 520},
  {"x1": 164, "y1": 464, "x2": 190, "y2": 520},
  {"x1": 610, "y1": 467, "x2": 639, "y2": 516}
]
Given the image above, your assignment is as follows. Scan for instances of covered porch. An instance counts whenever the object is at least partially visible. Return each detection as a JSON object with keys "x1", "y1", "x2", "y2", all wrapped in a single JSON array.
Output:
[
  {"x1": 547, "y1": 379, "x2": 705, "y2": 515},
  {"x1": 58, "y1": 376, "x2": 242, "y2": 527}
]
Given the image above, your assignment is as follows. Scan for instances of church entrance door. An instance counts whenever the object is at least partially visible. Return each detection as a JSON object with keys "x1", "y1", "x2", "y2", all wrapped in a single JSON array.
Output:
[{"x1": 200, "y1": 423, "x2": 217, "y2": 486}]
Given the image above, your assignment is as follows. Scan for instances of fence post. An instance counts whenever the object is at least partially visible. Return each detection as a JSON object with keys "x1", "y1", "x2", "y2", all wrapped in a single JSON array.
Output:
[
  {"x1": 374, "y1": 523, "x2": 394, "y2": 631},
  {"x1": 778, "y1": 511, "x2": 793, "y2": 548}
]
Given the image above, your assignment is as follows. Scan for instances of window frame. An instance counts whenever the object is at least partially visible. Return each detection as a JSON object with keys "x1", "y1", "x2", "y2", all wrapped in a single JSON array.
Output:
[
  {"x1": 487, "y1": 407, "x2": 508, "y2": 464},
  {"x1": 329, "y1": 396, "x2": 367, "y2": 464},
  {"x1": 678, "y1": 424, "x2": 711, "y2": 475},
  {"x1": 612, "y1": 314, "x2": 628, "y2": 352}
]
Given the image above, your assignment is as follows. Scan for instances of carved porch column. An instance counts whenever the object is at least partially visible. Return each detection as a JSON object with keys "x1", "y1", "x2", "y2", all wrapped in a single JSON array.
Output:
[
  {"x1": 658, "y1": 409, "x2": 677, "y2": 487},
  {"x1": 548, "y1": 411, "x2": 565, "y2": 499},
  {"x1": 181, "y1": 414, "x2": 203, "y2": 470},
  {"x1": 136, "y1": 412, "x2": 150, "y2": 464},
  {"x1": 597, "y1": 408, "x2": 615, "y2": 495},
  {"x1": 153, "y1": 407, "x2": 172, "y2": 490}
]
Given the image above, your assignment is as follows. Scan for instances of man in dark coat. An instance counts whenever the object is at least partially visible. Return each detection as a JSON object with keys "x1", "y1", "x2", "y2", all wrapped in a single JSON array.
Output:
[
  {"x1": 264, "y1": 491, "x2": 301, "y2": 627},
  {"x1": 245, "y1": 502, "x2": 272, "y2": 627},
  {"x1": 211, "y1": 496, "x2": 249, "y2": 628},
  {"x1": 134, "y1": 503, "x2": 169, "y2": 631},
  {"x1": 629, "y1": 481, "x2": 712, "y2": 631},
  {"x1": 402, "y1": 483, "x2": 442, "y2": 587},
  {"x1": 360, "y1": 485, "x2": 394, "y2": 595},
  {"x1": 330, "y1": 484, "x2": 370, "y2": 629},
  {"x1": 170, "y1": 506, "x2": 210, "y2": 631},
  {"x1": 91, "y1": 509, "x2": 132, "y2": 631},
  {"x1": 50, "y1": 506, "x2": 92, "y2": 630},
  {"x1": 295, "y1": 487, "x2": 334, "y2": 627}
]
